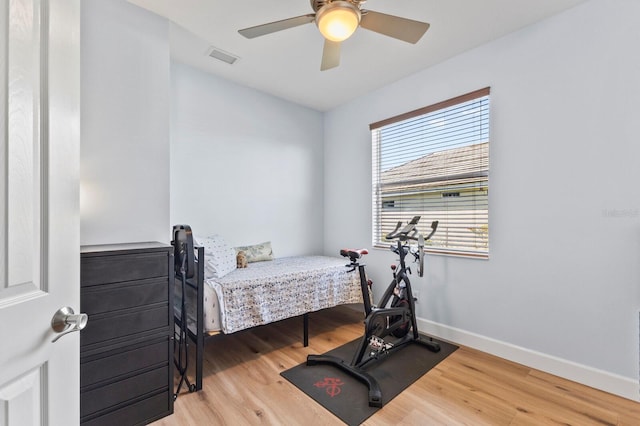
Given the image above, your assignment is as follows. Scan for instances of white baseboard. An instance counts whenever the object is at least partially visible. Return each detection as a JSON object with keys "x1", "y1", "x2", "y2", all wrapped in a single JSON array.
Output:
[{"x1": 417, "y1": 317, "x2": 639, "y2": 402}]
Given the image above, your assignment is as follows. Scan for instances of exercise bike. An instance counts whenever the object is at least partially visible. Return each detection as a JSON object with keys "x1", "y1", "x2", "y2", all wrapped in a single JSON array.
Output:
[{"x1": 306, "y1": 216, "x2": 440, "y2": 408}]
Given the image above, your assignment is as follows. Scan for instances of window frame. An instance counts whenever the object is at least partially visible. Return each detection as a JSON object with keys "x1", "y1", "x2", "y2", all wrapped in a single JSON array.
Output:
[{"x1": 370, "y1": 87, "x2": 491, "y2": 259}]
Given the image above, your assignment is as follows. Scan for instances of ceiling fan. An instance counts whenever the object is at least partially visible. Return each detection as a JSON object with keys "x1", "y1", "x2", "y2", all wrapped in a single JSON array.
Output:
[{"x1": 238, "y1": 0, "x2": 430, "y2": 71}]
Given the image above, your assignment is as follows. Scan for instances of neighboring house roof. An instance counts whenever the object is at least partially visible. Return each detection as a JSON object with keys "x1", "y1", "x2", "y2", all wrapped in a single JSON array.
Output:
[{"x1": 380, "y1": 142, "x2": 489, "y2": 193}]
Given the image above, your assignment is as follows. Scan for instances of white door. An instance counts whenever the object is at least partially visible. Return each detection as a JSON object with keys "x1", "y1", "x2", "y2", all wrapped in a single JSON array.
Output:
[{"x1": 0, "y1": 0, "x2": 80, "y2": 425}]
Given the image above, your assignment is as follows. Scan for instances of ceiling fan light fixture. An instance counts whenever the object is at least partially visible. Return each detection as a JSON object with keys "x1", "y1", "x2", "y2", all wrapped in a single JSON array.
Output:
[{"x1": 316, "y1": 1, "x2": 361, "y2": 42}]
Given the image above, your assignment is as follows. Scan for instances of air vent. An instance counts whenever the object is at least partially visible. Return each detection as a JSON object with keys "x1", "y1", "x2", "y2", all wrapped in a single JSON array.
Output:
[{"x1": 206, "y1": 46, "x2": 239, "y2": 65}]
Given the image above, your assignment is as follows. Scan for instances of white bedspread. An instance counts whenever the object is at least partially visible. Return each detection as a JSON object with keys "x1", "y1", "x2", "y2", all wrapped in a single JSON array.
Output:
[{"x1": 207, "y1": 256, "x2": 363, "y2": 334}]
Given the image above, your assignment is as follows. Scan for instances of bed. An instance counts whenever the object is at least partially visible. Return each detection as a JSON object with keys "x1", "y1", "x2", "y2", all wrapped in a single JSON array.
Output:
[{"x1": 173, "y1": 243, "x2": 363, "y2": 391}]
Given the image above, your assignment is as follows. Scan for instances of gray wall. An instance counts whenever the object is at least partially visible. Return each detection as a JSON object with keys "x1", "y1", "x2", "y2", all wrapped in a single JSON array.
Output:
[
  {"x1": 323, "y1": 0, "x2": 639, "y2": 398},
  {"x1": 80, "y1": 0, "x2": 170, "y2": 245},
  {"x1": 170, "y1": 62, "x2": 325, "y2": 255}
]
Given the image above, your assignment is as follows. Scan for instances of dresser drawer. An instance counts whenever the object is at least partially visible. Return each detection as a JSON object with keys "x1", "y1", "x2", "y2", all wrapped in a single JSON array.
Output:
[
  {"x1": 81, "y1": 252, "x2": 168, "y2": 287},
  {"x1": 81, "y1": 391, "x2": 171, "y2": 426},
  {"x1": 81, "y1": 367, "x2": 168, "y2": 418},
  {"x1": 81, "y1": 305, "x2": 169, "y2": 348},
  {"x1": 81, "y1": 338, "x2": 169, "y2": 388},
  {"x1": 82, "y1": 278, "x2": 168, "y2": 315}
]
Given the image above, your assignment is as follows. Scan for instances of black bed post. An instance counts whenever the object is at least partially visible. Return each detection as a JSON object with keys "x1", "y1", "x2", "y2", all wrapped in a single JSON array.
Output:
[
  {"x1": 303, "y1": 313, "x2": 309, "y2": 347},
  {"x1": 195, "y1": 246, "x2": 205, "y2": 391}
]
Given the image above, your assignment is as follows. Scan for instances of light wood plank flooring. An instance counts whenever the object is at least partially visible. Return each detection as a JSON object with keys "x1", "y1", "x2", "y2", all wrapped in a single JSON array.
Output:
[{"x1": 154, "y1": 306, "x2": 640, "y2": 425}]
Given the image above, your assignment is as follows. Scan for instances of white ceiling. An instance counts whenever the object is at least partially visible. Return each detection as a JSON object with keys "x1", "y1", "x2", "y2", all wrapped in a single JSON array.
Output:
[{"x1": 127, "y1": 0, "x2": 587, "y2": 111}]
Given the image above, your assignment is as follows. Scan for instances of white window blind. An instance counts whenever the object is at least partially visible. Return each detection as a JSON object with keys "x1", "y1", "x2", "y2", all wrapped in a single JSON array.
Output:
[{"x1": 371, "y1": 88, "x2": 490, "y2": 258}]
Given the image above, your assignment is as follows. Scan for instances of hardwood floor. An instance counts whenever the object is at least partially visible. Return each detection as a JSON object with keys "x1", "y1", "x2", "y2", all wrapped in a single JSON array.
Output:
[{"x1": 154, "y1": 306, "x2": 640, "y2": 425}]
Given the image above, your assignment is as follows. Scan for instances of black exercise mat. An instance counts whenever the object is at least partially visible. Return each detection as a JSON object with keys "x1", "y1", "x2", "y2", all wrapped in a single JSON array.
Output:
[{"x1": 281, "y1": 336, "x2": 457, "y2": 425}]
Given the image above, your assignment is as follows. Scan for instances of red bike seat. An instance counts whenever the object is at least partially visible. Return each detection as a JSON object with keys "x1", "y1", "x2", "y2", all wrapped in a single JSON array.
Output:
[{"x1": 340, "y1": 248, "x2": 369, "y2": 259}]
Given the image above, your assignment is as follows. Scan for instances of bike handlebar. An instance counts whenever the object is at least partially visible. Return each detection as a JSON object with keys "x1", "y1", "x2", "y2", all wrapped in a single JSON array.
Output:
[
  {"x1": 385, "y1": 216, "x2": 438, "y2": 243},
  {"x1": 424, "y1": 220, "x2": 439, "y2": 242}
]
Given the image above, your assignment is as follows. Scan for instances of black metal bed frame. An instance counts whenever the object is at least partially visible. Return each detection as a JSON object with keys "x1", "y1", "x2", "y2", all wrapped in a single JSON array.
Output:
[{"x1": 173, "y1": 246, "x2": 311, "y2": 392}]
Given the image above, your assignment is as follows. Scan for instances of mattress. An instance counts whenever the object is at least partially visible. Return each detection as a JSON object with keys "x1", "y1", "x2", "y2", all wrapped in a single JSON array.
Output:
[{"x1": 175, "y1": 255, "x2": 363, "y2": 335}]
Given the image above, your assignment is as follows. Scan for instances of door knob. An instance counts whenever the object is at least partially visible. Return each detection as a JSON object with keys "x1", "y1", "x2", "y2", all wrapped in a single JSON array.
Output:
[{"x1": 51, "y1": 306, "x2": 88, "y2": 343}]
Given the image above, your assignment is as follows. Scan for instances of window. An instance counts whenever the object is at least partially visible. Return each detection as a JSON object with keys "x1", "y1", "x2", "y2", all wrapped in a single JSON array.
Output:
[{"x1": 371, "y1": 88, "x2": 490, "y2": 258}]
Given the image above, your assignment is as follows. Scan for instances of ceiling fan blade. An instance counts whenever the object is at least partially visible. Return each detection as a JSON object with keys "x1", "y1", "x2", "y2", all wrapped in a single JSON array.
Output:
[
  {"x1": 238, "y1": 14, "x2": 316, "y2": 39},
  {"x1": 320, "y1": 39, "x2": 341, "y2": 71},
  {"x1": 360, "y1": 10, "x2": 430, "y2": 44}
]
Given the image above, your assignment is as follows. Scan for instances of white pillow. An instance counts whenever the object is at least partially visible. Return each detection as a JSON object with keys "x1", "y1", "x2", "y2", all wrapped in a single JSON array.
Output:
[
  {"x1": 194, "y1": 235, "x2": 236, "y2": 279},
  {"x1": 233, "y1": 241, "x2": 274, "y2": 263}
]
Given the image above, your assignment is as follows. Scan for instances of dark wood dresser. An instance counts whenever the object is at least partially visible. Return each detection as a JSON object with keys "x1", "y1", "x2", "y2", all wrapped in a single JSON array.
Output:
[{"x1": 80, "y1": 242, "x2": 174, "y2": 425}]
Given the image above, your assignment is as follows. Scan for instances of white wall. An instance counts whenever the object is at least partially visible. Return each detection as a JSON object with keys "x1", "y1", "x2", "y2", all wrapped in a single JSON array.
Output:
[
  {"x1": 170, "y1": 62, "x2": 325, "y2": 255},
  {"x1": 80, "y1": 0, "x2": 170, "y2": 245},
  {"x1": 324, "y1": 0, "x2": 640, "y2": 399}
]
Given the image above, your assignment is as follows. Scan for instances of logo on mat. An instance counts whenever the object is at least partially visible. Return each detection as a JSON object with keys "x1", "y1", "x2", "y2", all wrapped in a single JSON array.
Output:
[{"x1": 314, "y1": 377, "x2": 344, "y2": 398}]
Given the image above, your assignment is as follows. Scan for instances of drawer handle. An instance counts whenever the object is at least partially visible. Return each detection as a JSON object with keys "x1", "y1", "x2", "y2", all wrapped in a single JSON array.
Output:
[{"x1": 51, "y1": 306, "x2": 88, "y2": 343}]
